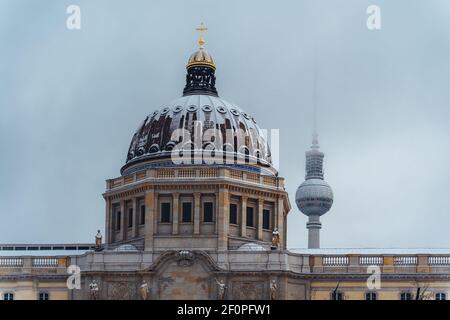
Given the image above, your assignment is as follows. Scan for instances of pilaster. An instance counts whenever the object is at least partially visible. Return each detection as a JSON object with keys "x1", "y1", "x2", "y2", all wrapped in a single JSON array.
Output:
[
  {"x1": 240, "y1": 196, "x2": 247, "y2": 238},
  {"x1": 194, "y1": 192, "x2": 201, "y2": 235},
  {"x1": 144, "y1": 188, "x2": 156, "y2": 250},
  {"x1": 172, "y1": 192, "x2": 180, "y2": 235}
]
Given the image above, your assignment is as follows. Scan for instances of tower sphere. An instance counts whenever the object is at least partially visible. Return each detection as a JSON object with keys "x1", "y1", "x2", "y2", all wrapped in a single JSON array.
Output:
[{"x1": 295, "y1": 178, "x2": 333, "y2": 216}]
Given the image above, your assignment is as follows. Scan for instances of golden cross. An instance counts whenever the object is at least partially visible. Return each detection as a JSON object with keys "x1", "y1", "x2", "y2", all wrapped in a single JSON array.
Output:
[{"x1": 196, "y1": 22, "x2": 207, "y2": 49}]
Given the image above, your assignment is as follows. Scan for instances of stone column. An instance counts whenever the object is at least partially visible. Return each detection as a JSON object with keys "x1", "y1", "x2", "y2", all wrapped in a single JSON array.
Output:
[
  {"x1": 240, "y1": 196, "x2": 247, "y2": 238},
  {"x1": 194, "y1": 192, "x2": 201, "y2": 235},
  {"x1": 172, "y1": 192, "x2": 180, "y2": 235},
  {"x1": 120, "y1": 200, "x2": 126, "y2": 242},
  {"x1": 257, "y1": 198, "x2": 264, "y2": 240},
  {"x1": 105, "y1": 199, "x2": 112, "y2": 244},
  {"x1": 217, "y1": 188, "x2": 230, "y2": 251},
  {"x1": 132, "y1": 197, "x2": 138, "y2": 238},
  {"x1": 144, "y1": 188, "x2": 156, "y2": 250}
]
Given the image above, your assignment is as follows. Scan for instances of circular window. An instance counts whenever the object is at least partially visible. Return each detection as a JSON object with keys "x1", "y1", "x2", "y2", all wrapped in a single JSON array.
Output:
[
  {"x1": 161, "y1": 107, "x2": 170, "y2": 115},
  {"x1": 151, "y1": 110, "x2": 159, "y2": 117},
  {"x1": 242, "y1": 112, "x2": 251, "y2": 120},
  {"x1": 216, "y1": 106, "x2": 227, "y2": 114},
  {"x1": 202, "y1": 105, "x2": 213, "y2": 112},
  {"x1": 149, "y1": 144, "x2": 160, "y2": 153},
  {"x1": 165, "y1": 141, "x2": 176, "y2": 151},
  {"x1": 137, "y1": 147, "x2": 145, "y2": 156},
  {"x1": 187, "y1": 105, "x2": 198, "y2": 112},
  {"x1": 173, "y1": 105, "x2": 184, "y2": 113},
  {"x1": 230, "y1": 108, "x2": 240, "y2": 116}
]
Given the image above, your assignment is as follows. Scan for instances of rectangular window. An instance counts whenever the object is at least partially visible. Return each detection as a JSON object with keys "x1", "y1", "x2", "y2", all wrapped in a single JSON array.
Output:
[
  {"x1": 331, "y1": 291, "x2": 343, "y2": 300},
  {"x1": 115, "y1": 211, "x2": 121, "y2": 231},
  {"x1": 365, "y1": 292, "x2": 377, "y2": 300},
  {"x1": 400, "y1": 292, "x2": 412, "y2": 300},
  {"x1": 3, "y1": 293, "x2": 14, "y2": 301},
  {"x1": 161, "y1": 203, "x2": 171, "y2": 223},
  {"x1": 128, "y1": 208, "x2": 133, "y2": 228},
  {"x1": 39, "y1": 292, "x2": 49, "y2": 300},
  {"x1": 263, "y1": 209, "x2": 270, "y2": 229},
  {"x1": 229, "y1": 204, "x2": 238, "y2": 224},
  {"x1": 140, "y1": 205, "x2": 145, "y2": 225},
  {"x1": 436, "y1": 293, "x2": 446, "y2": 300},
  {"x1": 182, "y1": 202, "x2": 192, "y2": 222},
  {"x1": 246, "y1": 207, "x2": 254, "y2": 227},
  {"x1": 203, "y1": 202, "x2": 213, "y2": 223}
]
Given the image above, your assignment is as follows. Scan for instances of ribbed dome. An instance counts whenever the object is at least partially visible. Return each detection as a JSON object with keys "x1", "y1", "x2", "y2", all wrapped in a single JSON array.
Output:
[
  {"x1": 121, "y1": 95, "x2": 273, "y2": 175},
  {"x1": 295, "y1": 179, "x2": 333, "y2": 216},
  {"x1": 187, "y1": 49, "x2": 215, "y2": 69}
]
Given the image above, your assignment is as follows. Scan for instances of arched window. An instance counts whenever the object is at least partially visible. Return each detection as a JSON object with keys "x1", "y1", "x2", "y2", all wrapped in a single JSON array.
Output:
[
  {"x1": 229, "y1": 203, "x2": 238, "y2": 225},
  {"x1": 400, "y1": 292, "x2": 412, "y2": 300},
  {"x1": 365, "y1": 292, "x2": 377, "y2": 300},
  {"x1": 262, "y1": 209, "x2": 270, "y2": 230},
  {"x1": 331, "y1": 291, "x2": 343, "y2": 300},
  {"x1": 3, "y1": 293, "x2": 14, "y2": 301},
  {"x1": 39, "y1": 292, "x2": 49, "y2": 300},
  {"x1": 246, "y1": 206, "x2": 254, "y2": 227},
  {"x1": 436, "y1": 293, "x2": 446, "y2": 300},
  {"x1": 203, "y1": 202, "x2": 214, "y2": 223}
]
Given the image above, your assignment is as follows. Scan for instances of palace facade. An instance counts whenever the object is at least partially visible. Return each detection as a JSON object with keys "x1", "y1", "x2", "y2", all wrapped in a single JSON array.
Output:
[{"x1": 1, "y1": 27, "x2": 449, "y2": 300}]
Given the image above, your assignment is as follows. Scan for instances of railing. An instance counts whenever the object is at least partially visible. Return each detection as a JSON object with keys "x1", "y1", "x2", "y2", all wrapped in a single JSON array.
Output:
[
  {"x1": 199, "y1": 168, "x2": 218, "y2": 177},
  {"x1": 124, "y1": 175, "x2": 134, "y2": 184},
  {"x1": 323, "y1": 256, "x2": 349, "y2": 266},
  {"x1": 0, "y1": 258, "x2": 23, "y2": 267},
  {"x1": 246, "y1": 172, "x2": 259, "y2": 183},
  {"x1": 263, "y1": 176, "x2": 276, "y2": 186},
  {"x1": 136, "y1": 171, "x2": 146, "y2": 181},
  {"x1": 156, "y1": 168, "x2": 175, "y2": 178},
  {"x1": 0, "y1": 256, "x2": 66, "y2": 272},
  {"x1": 312, "y1": 254, "x2": 450, "y2": 273},
  {"x1": 107, "y1": 167, "x2": 284, "y2": 190},
  {"x1": 394, "y1": 256, "x2": 418, "y2": 266},
  {"x1": 428, "y1": 256, "x2": 450, "y2": 266},
  {"x1": 229, "y1": 170, "x2": 243, "y2": 180},
  {"x1": 359, "y1": 256, "x2": 383, "y2": 265},
  {"x1": 0, "y1": 244, "x2": 95, "y2": 251},
  {"x1": 32, "y1": 258, "x2": 59, "y2": 267}
]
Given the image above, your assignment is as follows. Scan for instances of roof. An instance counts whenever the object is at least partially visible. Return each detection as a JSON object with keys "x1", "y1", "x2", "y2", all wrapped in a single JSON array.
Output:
[{"x1": 289, "y1": 247, "x2": 450, "y2": 255}]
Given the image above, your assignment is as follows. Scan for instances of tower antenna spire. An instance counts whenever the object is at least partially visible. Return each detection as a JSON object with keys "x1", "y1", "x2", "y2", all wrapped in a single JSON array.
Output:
[{"x1": 312, "y1": 57, "x2": 319, "y2": 150}]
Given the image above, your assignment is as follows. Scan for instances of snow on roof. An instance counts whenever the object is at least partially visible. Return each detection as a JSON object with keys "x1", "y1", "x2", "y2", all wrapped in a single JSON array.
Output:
[
  {"x1": 289, "y1": 248, "x2": 450, "y2": 255},
  {"x1": 0, "y1": 250, "x2": 91, "y2": 257}
]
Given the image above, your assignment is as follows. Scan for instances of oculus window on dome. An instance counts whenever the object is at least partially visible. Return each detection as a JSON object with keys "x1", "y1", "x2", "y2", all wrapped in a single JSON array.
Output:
[{"x1": 122, "y1": 23, "x2": 279, "y2": 176}]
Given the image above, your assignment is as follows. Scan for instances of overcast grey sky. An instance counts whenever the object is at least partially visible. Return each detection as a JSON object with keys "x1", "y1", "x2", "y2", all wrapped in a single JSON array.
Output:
[{"x1": 1, "y1": 0, "x2": 449, "y2": 249}]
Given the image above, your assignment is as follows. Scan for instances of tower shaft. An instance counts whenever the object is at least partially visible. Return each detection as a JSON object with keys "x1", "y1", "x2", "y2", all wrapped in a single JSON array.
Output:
[{"x1": 307, "y1": 215, "x2": 322, "y2": 249}]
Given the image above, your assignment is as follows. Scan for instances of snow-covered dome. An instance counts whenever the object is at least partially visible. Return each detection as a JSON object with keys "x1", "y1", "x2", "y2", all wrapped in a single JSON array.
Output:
[
  {"x1": 121, "y1": 37, "x2": 273, "y2": 175},
  {"x1": 122, "y1": 95, "x2": 272, "y2": 175}
]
